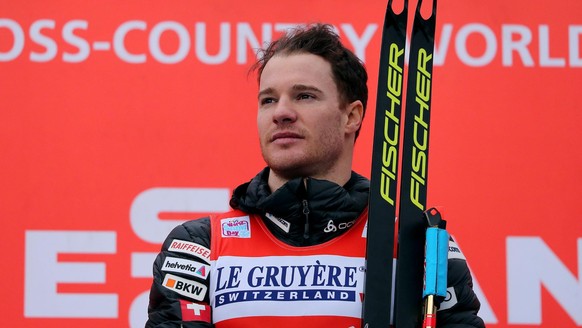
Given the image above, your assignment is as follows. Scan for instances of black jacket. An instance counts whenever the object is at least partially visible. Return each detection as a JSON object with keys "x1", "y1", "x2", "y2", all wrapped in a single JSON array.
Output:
[{"x1": 147, "y1": 168, "x2": 485, "y2": 327}]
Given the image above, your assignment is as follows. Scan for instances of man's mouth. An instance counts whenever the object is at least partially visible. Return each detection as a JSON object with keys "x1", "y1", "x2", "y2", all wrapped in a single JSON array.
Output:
[
  {"x1": 271, "y1": 131, "x2": 302, "y2": 141},
  {"x1": 271, "y1": 131, "x2": 303, "y2": 143}
]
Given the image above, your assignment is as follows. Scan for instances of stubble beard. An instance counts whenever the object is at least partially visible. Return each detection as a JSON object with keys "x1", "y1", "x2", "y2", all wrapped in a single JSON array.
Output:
[{"x1": 261, "y1": 132, "x2": 344, "y2": 181}]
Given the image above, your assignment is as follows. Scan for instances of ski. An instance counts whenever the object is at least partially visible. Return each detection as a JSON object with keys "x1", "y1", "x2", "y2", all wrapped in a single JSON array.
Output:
[
  {"x1": 363, "y1": 0, "x2": 438, "y2": 327},
  {"x1": 362, "y1": 0, "x2": 408, "y2": 326},
  {"x1": 394, "y1": 0, "x2": 438, "y2": 327}
]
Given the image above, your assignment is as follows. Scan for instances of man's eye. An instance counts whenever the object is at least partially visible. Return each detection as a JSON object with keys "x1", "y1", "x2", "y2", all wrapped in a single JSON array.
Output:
[
  {"x1": 260, "y1": 98, "x2": 276, "y2": 105},
  {"x1": 297, "y1": 93, "x2": 314, "y2": 100}
]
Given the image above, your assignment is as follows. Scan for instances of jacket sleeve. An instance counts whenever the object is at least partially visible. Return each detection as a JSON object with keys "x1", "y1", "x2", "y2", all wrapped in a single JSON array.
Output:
[
  {"x1": 146, "y1": 217, "x2": 214, "y2": 328},
  {"x1": 437, "y1": 238, "x2": 486, "y2": 328}
]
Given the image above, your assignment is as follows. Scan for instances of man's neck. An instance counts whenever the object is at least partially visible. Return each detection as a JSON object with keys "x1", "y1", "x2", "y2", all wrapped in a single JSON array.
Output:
[{"x1": 267, "y1": 167, "x2": 352, "y2": 192}]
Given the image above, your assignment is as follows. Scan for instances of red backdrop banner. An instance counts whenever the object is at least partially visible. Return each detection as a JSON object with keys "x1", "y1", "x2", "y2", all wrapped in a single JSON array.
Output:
[{"x1": 1, "y1": 0, "x2": 581, "y2": 327}]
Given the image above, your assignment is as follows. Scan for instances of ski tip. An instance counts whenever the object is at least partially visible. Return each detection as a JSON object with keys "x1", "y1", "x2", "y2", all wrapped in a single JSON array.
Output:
[
  {"x1": 417, "y1": 0, "x2": 437, "y2": 20},
  {"x1": 388, "y1": 0, "x2": 408, "y2": 16}
]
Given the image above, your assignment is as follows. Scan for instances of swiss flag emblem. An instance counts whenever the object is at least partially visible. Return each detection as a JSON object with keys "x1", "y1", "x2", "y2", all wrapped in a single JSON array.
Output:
[{"x1": 179, "y1": 299, "x2": 211, "y2": 323}]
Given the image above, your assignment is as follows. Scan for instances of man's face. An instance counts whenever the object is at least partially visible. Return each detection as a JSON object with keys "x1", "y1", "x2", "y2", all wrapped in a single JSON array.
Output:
[{"x1": 257, "y1": 53, "x2": 349, "y2": 180}]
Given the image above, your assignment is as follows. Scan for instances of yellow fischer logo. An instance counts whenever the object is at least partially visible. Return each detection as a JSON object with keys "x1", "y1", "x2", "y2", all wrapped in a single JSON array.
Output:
[
  {"x1": 410, "y1": 48, "x2": 432, "y2": 211},
  {"x1": 380, "y1": 42, "x2": 404, "y2": 206}
]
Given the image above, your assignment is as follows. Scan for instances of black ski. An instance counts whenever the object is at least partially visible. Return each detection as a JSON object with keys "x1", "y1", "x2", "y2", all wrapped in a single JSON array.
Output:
[
  {"x1": 363, "y1": 0, "x2": 437, "y2": 327},
  {"x1": 394, "y1": 0, "x2": 438, "y2": 327},
  {"x1": 362, "y1": 0, "x2": 408, "y2": 326}
]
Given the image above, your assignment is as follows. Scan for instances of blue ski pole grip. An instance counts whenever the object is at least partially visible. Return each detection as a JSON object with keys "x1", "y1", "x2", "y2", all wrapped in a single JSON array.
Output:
[
  {"x1": 423, "y1": 227, "x2": 449, "y2": 298},
  {"x1": 423, "y1": 227, "x2": 439, "y2": 298},
  {"x1": 436, "y1": 228, "x2": 449, "y2": 298}
]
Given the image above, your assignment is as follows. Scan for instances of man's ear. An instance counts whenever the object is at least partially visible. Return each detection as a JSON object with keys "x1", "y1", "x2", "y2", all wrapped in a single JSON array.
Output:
[{"x1": 345, "y1": 100, "x2": 364, "y2": 135}]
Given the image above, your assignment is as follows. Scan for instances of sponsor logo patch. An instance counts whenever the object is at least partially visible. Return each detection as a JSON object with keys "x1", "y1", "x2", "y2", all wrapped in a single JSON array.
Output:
[
  {"x1": 265, "y1": 212, "x2": 290, "y2": 233},
  {"x1": 162, "y1": 273, "x2": 208, "y2": 301},
  {"x1": 448, "y1": 240, "x2": 466, "y2": 260},
  {"x1": 220, "y1": 216, "x2": 251, "y2": 238},
  {"x1": 210, "y1": 255, "x2": 365, "y2": 323},
  {"x1": 323, "y1": 219, "x2": 356, "y2": 233},
  {"x1": 179, "y1": 299, "x2": 211, "y2": 323},
  {"x1": 162, "y1": 256, "x2": 210, "y2": 280},
  {"x1": 438, "y1": 286, "x2": 458, "y2": 311},
  {"x1": 168, "y1": 239, "x2": 211, "y2": 263}
]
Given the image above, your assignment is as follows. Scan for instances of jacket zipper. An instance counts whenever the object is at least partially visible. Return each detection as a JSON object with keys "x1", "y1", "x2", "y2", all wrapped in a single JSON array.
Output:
[{"x1": 302, "y1": 199, "x2": 310, "y2": 239}]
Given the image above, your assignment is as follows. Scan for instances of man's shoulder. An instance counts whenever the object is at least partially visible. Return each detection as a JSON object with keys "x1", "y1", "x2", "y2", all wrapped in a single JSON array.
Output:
[{"x1": 162, "y1": 217, "x2": 212, "y2": 249}]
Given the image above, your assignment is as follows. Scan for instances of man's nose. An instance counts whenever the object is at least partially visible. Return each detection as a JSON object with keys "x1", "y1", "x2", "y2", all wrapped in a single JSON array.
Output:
[{"x1": 272, "y1": 97, "x2": 298, "y2": 124}]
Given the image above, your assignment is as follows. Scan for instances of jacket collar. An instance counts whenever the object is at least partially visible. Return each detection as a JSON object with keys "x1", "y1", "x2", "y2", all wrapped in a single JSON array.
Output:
[{"x1": 229, "y1": 167, "x2": 369, "y2": 246}]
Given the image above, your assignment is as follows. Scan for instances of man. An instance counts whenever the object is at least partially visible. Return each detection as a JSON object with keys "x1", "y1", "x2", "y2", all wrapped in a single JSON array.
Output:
[{"x1": 147, "y1": 24, "x2": 485, "y2": 328}]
